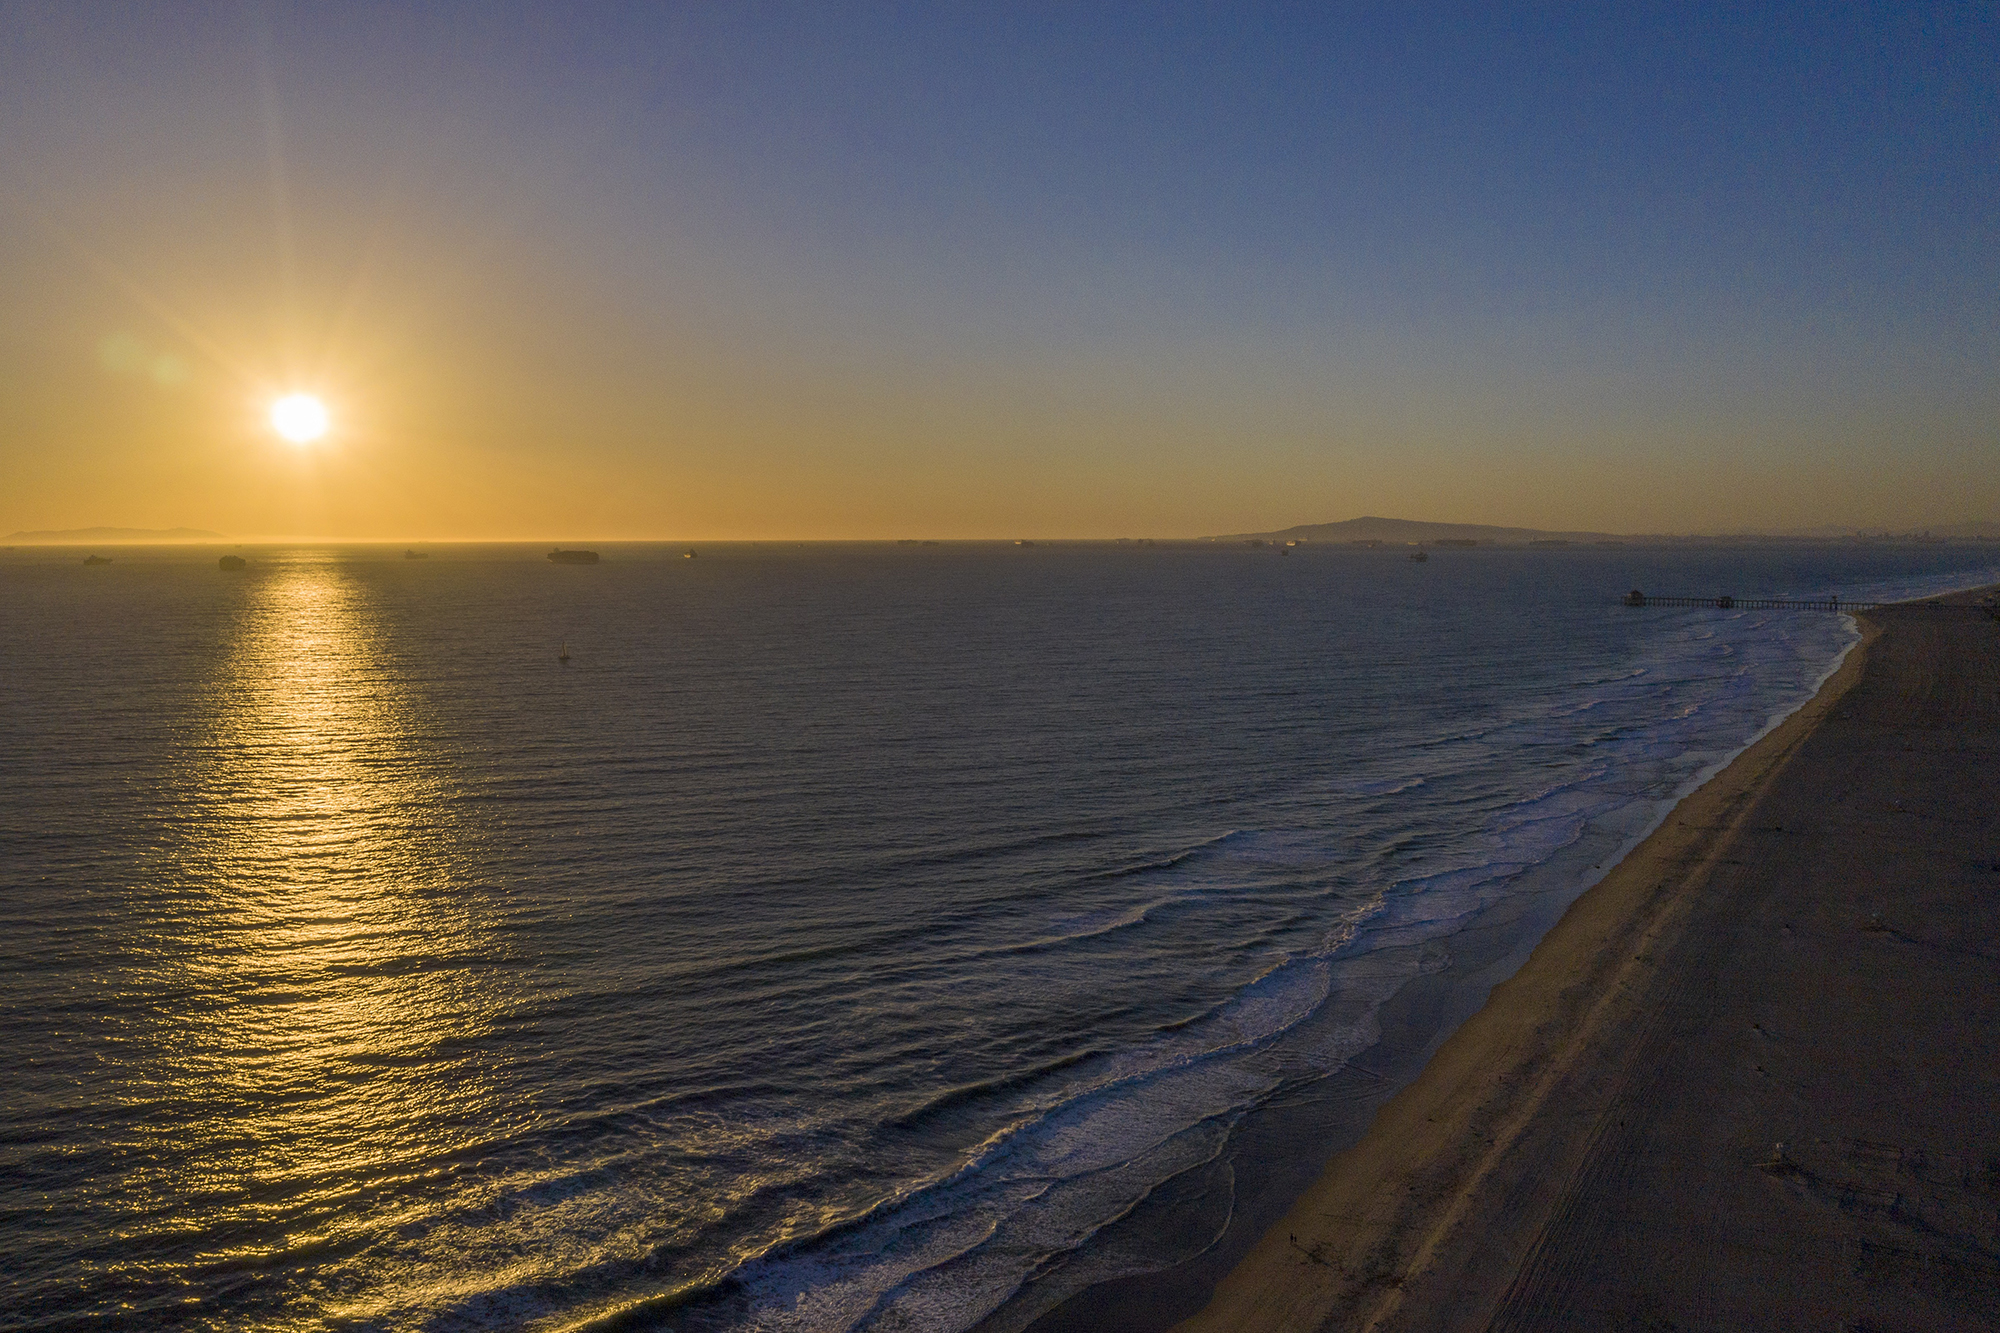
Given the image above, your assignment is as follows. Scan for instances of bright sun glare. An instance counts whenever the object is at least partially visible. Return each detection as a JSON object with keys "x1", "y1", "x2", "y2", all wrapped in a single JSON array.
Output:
[{"x1": 271, "y1": 393, "x2": 330, "y2": 443}]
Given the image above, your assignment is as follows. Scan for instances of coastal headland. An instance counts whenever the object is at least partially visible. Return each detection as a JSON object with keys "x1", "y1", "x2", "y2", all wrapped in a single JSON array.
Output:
[{"x1": 1176, "y1": 587, "x2": 2000, "y2": 1331}]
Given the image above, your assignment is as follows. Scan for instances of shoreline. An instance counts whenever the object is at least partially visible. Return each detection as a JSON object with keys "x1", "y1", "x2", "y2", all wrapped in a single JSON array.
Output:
[
  {"x1": 1169, "y1": 585, "x2": 2000, "y2": 1331},
  {"x1": 1010, "y1": 604, "x2": 1875, "y2": 1333}
]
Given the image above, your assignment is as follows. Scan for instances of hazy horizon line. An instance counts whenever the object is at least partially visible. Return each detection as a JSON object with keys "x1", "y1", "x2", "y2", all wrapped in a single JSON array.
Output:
[{"x1": 12, "y1": 527, "x2": 2000, "y2": 547}]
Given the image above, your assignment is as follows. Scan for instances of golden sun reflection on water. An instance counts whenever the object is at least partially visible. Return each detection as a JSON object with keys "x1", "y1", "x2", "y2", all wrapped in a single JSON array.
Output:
[{"x1": 142, "y1": 557, "x2": 521, "y2": 1320}]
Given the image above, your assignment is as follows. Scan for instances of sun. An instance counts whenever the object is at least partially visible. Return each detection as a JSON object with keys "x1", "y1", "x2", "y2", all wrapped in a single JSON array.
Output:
[{"x1": 270, "y1": 393, "x2": 330, "y2": 443}]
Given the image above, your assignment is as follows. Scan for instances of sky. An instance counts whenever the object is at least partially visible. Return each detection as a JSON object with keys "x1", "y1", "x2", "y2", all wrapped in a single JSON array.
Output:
[{"x1": 1, "y1": 2, "x2": 1995, "y2": 540}]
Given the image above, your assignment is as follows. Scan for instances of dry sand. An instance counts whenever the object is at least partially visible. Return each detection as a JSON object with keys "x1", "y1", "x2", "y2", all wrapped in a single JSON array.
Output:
[{"x1": 1174, "y1": 589, "x2": 2000, "y2": 1332}]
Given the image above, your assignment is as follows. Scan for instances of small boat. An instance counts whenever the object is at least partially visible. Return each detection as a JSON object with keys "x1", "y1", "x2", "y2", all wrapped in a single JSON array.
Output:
[
  {"x1": 682, "y1": 549, "x2": 698, "y2": 559},
  {"x1": 83, "y1": 555, "x2": 111, "y2": 565},
  {"x1": 1410, "y1": 550, "x2": 1429, "y2": 562},
  {"x1": 558, "y1": 642, "x2": 571, "y2": 663},
  {"x1": 548, "y1": 549, "x2": 600, "y2": 565},
  {"x1": 404, "y1": 549, "x2": 429, "y2": 560},
  {"x1": 218, "y1": 555, "x2": 247, "y2": 571}
]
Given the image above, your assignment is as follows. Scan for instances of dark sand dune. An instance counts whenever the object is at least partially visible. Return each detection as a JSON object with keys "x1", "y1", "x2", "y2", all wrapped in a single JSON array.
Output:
[{"x1": 1179, "y1": 590, "x2": 2000, "y2": 1332}]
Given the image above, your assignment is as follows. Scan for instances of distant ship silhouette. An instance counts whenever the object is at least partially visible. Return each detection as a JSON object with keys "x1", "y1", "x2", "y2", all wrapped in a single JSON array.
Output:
[{"x1": 548, "y1": 549, "x2": 600, "y2": 565}]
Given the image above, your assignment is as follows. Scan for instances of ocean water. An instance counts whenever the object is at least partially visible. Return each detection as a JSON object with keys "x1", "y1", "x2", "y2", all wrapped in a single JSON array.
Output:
[{"x1": 4, "y1": 540, "x2": 1996, "y2": 1332}]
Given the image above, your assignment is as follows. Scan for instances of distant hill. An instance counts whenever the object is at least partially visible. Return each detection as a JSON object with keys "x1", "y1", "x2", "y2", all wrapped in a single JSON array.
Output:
[
  {"x1": 1212, "y1": 516, "x2": 1624, "y2": 545},
  {"x1": 5, "y1": 526, "x2": 226, "y2": 543}
]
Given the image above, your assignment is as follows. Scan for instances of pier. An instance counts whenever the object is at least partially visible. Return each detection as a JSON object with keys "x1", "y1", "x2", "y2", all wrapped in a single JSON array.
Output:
[
  {"x1": 1622, "y1": 591, "x2": 1876, "y2": 611},
  {"x1": 1623, "y1": 591, "x2": 2000, "y2": 616}
]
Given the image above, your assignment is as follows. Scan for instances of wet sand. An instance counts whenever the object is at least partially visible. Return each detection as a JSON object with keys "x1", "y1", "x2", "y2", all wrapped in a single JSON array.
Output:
[{"x1": 1175, "y1": 588, "x2": 2000, "y2": 1332}]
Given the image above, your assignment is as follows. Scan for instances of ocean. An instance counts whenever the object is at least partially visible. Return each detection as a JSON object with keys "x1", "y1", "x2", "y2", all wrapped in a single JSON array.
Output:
[{"x1": 5, "y1": 540, "x2": 1996, "y2": 1332}]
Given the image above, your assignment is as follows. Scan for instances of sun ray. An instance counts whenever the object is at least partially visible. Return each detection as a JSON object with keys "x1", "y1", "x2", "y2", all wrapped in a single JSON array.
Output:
[{"x1": 33, "y1": 212, "x2": 272, "y2": 392}]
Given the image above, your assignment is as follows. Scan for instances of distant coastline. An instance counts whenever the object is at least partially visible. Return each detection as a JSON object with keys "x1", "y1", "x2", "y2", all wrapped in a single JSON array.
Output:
[
  {"x1": 6, "y1": 526, "x2": 226, "y2": 543},
  {"x1": 1212, "y1": 514, "x2": 2000, "y2": 546},
  {"x1": 6, "y1": 517, "x2": 1998, "y2": 547}
]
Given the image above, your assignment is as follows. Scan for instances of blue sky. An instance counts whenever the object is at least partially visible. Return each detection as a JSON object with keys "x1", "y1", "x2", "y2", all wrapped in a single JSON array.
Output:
[{"x1": 2, "y1": 2, "x2": 1995, "y2": 537}]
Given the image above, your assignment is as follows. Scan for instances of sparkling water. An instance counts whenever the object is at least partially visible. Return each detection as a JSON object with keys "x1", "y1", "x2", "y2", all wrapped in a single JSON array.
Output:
[{"x1": 4, "y1": 540, "x2": 1993, "y2": 1331}]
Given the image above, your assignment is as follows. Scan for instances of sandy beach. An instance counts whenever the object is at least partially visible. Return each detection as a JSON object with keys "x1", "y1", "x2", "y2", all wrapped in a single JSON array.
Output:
[{"x1": 1174, "y1": 588, "x2": 2000, "y2": 1332}]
